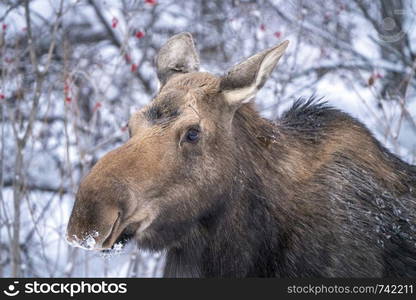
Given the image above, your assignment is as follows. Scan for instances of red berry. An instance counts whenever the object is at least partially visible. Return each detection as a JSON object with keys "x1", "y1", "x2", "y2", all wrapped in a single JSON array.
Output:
[
  {"x1": 260, "y1": 24, "x2": 266, "y2": 31},
  {"x1": 274, "y1": 31, "x2": 282, "y2": 38},
  {"x1": 375, "y1": 72, "x2": 383, "y2": 79},
  {"x1": 145, "y1": 0, "x2": 157, "y2": 5},
  {"x1": 65, "y1": 97, "x2": 72, "y2": 103},
  {"x1": 131, "y1": 63, "x2": 138, "y2": 72},
  {"x1": 324, "y1": 12, "x2": 331, "y2": 20},
  {"x1": 0, "y1": 94, "x2": 5, "y2": 100},
  {"x1": 112, "y1": 17, "x2": 118, "y2": 28},
  {"x1": 135, "y1": 31, "x2": 145, "y2": 39},
  {"x1": 2, "y1": 24, "x2": 7, "y2": 31},
  {"x1": 124, "y1": 53, "x2": 131, "y2": 63},
  {"x1": 93, "y1": 102, "x2": 102, "y2": 112}
]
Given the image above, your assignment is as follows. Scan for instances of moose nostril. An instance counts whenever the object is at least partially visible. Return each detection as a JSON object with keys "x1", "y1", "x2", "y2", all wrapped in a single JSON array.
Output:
[{"x1": 101, "y1": 212, "x2": 122, "y2": 248}]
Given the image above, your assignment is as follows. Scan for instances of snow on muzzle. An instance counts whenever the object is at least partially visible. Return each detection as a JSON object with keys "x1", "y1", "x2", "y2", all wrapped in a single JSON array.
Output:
[
  {"x1": 66, "y1": 175, "x2": 133, "y2": 250},
  {"x1": 66, "y1": 207, "x2": 123, "y2": 251}
]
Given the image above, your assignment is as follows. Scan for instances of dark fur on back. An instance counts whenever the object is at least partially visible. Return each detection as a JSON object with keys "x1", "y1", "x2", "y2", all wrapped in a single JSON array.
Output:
[{"x1": 164, "y1": 97, "x2": 416, "y2": 277}]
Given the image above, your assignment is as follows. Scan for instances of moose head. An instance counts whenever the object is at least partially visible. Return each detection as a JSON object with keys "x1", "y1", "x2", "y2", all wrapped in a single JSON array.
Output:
[{"x1": 66, "y1": 33, "x2": 288, "y2": 251}]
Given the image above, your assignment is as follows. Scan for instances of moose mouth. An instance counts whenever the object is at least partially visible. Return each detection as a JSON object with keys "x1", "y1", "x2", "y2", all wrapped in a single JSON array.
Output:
[
  {"x1": 112, "y1": 225, "x2": 137, "y2": 248},
  {"x1": 101, "y1": 214, "x2": 144, "y2": 251}
]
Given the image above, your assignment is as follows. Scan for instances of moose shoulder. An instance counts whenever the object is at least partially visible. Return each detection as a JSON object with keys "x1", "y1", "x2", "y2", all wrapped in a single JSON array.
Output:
[{"x1": 67, "y1": 32, "x2": 416, "y2": 277}]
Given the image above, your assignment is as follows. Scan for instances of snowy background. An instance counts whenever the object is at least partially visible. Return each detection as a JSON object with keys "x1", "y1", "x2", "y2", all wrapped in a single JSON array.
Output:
[{"x1": 0, "y1": 0, "x2": 415, "y2": 277}]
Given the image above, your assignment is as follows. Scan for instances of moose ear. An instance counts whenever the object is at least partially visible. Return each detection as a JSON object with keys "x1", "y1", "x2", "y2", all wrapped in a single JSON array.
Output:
[
  {"x1": 220, "y1": 40, "x2": 289, "y2": 107},
  {"x1": 156, "y1": 32, "x2": 200, "y2": 86}
]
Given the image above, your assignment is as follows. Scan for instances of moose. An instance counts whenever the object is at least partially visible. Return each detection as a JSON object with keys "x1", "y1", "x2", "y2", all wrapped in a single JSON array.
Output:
[{"x1": 67, "y1": 32, "x2": 416, "y2": 277}]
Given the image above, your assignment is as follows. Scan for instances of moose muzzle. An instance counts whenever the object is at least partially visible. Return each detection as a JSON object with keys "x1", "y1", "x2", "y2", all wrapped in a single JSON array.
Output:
[{"x1": 66, "y1": 175, "x2": 132, "y2": 250}]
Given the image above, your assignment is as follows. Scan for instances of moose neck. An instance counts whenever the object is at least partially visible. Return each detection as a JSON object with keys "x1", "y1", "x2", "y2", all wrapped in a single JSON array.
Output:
[{"x1": 165, "y1": 104, "x2": 289, "y2": 277}]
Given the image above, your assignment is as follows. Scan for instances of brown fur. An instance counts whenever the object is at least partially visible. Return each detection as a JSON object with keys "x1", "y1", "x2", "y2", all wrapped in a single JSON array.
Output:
[{"x1": 67, "y1": 34, "x2": 416, "y2": 277}]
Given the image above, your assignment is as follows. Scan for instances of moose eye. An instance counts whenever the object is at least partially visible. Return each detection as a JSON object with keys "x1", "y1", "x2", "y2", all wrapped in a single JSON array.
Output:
[{"x1": 185, "y1": 127, "x2": 200, "y2": 143}]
